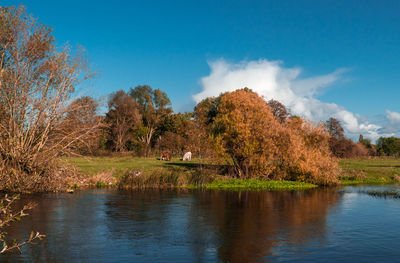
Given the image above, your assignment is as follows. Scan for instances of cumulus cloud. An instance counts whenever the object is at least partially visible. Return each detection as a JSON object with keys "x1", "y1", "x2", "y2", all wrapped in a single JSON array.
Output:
[
  {"x1": 379, "y1": 110, "x2": 400, "y2": 135},
  {"x1": 193, "y1": 58, "x2": 396, "y2": 141}
]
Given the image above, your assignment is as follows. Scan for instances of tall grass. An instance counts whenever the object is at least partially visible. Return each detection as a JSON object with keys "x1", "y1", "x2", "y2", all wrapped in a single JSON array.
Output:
[{"x1": 118, "y1": 167, "x2": 216, "y2": 189}]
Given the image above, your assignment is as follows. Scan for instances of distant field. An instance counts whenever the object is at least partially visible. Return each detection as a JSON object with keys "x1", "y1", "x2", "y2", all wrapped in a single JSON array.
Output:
[
  {"x1": 64, "y1": 156, "x2": 400, "y2": 185},
  {"x1": 339, "y1": 158, "x2": 400, "y2": 185}
]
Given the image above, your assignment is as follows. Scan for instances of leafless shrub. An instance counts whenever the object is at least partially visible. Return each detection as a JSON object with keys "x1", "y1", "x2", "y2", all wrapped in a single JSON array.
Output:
[{"x1": 0, "y1": 194, "x2": 45, "y2": 254}]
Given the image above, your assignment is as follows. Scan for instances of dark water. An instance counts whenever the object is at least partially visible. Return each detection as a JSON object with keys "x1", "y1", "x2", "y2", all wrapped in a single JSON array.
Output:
[{"x1": 1, "y1": 186, "x2": 400, "y2": 262}]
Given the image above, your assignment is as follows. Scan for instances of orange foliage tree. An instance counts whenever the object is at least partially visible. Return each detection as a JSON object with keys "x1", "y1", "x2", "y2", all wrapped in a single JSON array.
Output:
[{"x1": 200, "y1": 89, "x2": 339, "y2": 185}]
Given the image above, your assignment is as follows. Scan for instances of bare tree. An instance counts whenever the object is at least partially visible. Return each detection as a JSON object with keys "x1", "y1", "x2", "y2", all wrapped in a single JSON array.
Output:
[
  {"x1": 0, "y1": 6, "x2": 98, "y2": 192},
  {"x1": 266, "y1": 99, "x2": 290, "y2": 123},
  {"x1": 326, "y1": 117, "x2": 344, "y2": 139}
]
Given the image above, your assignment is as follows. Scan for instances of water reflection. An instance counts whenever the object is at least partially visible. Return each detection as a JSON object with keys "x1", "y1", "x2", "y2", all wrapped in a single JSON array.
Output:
[
  {"x1": 102, "y1": 188, "x2": 340, "y2": 262},
  {"x1": 189, "y1": 189, "x2": 340, "y2": 262},
  {"x1": 1, "y1": 188, "x2": 340, "y2": 262}
]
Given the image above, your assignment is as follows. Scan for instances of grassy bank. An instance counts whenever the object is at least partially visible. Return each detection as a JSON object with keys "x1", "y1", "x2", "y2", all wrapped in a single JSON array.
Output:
[
  {"x1": 64, "y1": 156, "x2": 400, "y2": 189},
  {"x1": 63, "y1": 156, "x2": 317, "y2": 190},
  {"x1": 339, "y1": 158, "x2": 400, "y2": 185},
  {"x1": 63, "y1": 156, "x2": 220, "y2": 188}
]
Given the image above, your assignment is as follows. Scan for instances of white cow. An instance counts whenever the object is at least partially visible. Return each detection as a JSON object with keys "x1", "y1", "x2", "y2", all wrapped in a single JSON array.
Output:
[{"x1": 182, "y1": 152, "x2": 192, "y2": 161}]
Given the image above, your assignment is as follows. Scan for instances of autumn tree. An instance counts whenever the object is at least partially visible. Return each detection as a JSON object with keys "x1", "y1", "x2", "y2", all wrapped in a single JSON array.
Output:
[
  {"x1": 198, "y1": 89, "x2": 339, "y2": 184},
  {"x1": 56, "y1": 96, "x2": 103, "y2": 155},
  {"x1": 105, "y1": 90, "x2": 141, "y2": 152},
  {"x1": 325, "y1": 118, "x2": 370, "y2": 158},
  {"x1": 326, "y1": 117, "x2": 347, "y2": 157},
  {"x1": 129, "y1": 85, "x2": 172, "y2": 156},
  {"x1": 212, "y1": 89, "x2": 282, "y2": 178},
  {"x1": 266, "y1": 99, "x2": 290, "y2": 123},
  {"x1": 156, "y1": 113, "x2": 189, "y2": 155},
  {"x1": 326, "y1": 117, "x2": 345, "y2": 139},
  {"x1": 358, "y1": 135, "x2": 376, "y2": 156},
  {"x1": 0, "y1": 6, "x2": 98, "y2": 192}
]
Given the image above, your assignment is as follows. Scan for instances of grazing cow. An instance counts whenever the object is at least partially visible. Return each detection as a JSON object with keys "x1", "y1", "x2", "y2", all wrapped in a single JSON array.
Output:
[
  {"x1": 160, "y1": 151, "x2": 171, "y2": 161},
  {"x1": 182, "y1": 152, "x2": 192, "y2": 161}
]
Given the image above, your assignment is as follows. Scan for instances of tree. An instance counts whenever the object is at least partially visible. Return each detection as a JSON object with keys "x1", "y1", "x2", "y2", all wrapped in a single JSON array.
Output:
[
  {"x1": 158, "y1": 131, "x2": 186, "y2": 155},
  {"x1": 198, "y1": 89, "x2": 339, "y2": 184},
  {"x1": 105, "y1": 90, "x2": 141, "y2": 152},
  {"x1": 326, "y1": 117, "x2": 345, "y2": 139},
  {"x1": 376, "y1": 137, "x2": 400, "y2": 157},
  {"x1": 0, "y1": 6, "x2": 97, "y2": 192},
  {"x1": 325, "y1": 118, "x2": 371, "y2": 158},
  {"x1": 57, "y1": 96, "x2": 103, "y2": 155},
  {"x1": 156, "y1": 113, "x2": 188, "y2": 155},
  {"x1": 213, "y1": 89, "x2": 282, "y2": 178},
  {"x1": 266, "y1": 99, "x2": 290, "y2": 123},
  {"x1": 129, "y1": 85, "x2": 172, "y2": 156},
  {"x1": 359, "y1": 134, "x2": 376, "y2": 156}
]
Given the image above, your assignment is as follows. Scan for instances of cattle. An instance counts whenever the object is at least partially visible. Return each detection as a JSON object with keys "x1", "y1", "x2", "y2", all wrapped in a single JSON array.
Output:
[
  {"x1": 182, "y1": 151, "x2": 192, "y2": 161},
  {"x1": 160, "y1": 151, "x2": 171, "y2": 161}
]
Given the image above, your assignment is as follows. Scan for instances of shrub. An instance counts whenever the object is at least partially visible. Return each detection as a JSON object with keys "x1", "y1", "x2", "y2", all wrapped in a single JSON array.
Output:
[{"x1": 0, "y1": 195, "x2": 45, "y2": 254}]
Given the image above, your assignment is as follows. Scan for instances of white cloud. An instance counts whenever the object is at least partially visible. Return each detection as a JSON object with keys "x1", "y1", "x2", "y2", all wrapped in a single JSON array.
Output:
[
  {"x1": 193, "y1": 58, "x2": 396, "y2": 141},
  {"x1": 386, "y1": 110, "x2": 400, "y2": 126}
]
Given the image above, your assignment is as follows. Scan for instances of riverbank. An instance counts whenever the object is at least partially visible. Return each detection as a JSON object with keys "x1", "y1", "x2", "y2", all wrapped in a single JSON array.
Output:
[
  {"x1": 63, "y1": 157, "x2": 318, "y2": 190},
  {"x1": 63, "y1": 157, "x2": 400, "y2": 190}
]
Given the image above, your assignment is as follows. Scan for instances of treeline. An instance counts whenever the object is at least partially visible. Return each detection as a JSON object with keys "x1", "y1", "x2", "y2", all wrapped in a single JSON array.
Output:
[
  {"x1": 73, "y1": 86, "x2": 210, "y2": 158},
  {"x1": 81, "y1": 88, "x2": 399, "y2": 160},
  {"x1": 325, "y1": 117, "x2": 400, "y2": 158},
  {"x1": 97, "y1": 86, "x2": 210, "y2": 158}
]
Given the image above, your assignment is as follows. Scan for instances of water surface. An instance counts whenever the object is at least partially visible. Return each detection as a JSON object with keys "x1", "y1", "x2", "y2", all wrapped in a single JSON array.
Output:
[{"x1": 2, "y1": 186, "x2": 400, "y2": 262}]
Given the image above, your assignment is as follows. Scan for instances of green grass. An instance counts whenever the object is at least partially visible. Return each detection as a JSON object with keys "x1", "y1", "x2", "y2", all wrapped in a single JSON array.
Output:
[
  {"x1": 202, "y1": 179, "x2": 317, "y2": 191},
  {"x1": 63, "y1": 156, "x2": 209, "y2": 178},
  {"x1": 339, "y1": 158, "x2": 400, "y2": 185}
]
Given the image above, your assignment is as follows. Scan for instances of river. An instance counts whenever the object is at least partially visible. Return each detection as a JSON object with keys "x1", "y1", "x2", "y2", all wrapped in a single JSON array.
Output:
[{"x1": 1, "y1": 186, "x2": 400, "y2": 262}]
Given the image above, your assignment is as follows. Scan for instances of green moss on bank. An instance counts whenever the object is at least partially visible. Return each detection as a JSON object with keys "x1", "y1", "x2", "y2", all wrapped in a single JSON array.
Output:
[{"x1": 200, "y1": 179, "x2": 317, "y2": 191}]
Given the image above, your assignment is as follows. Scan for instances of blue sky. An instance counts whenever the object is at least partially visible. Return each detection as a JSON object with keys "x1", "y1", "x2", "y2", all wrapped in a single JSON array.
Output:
[{"x1": 3, "y1": 0, "x2": 400, "y2": 139}]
